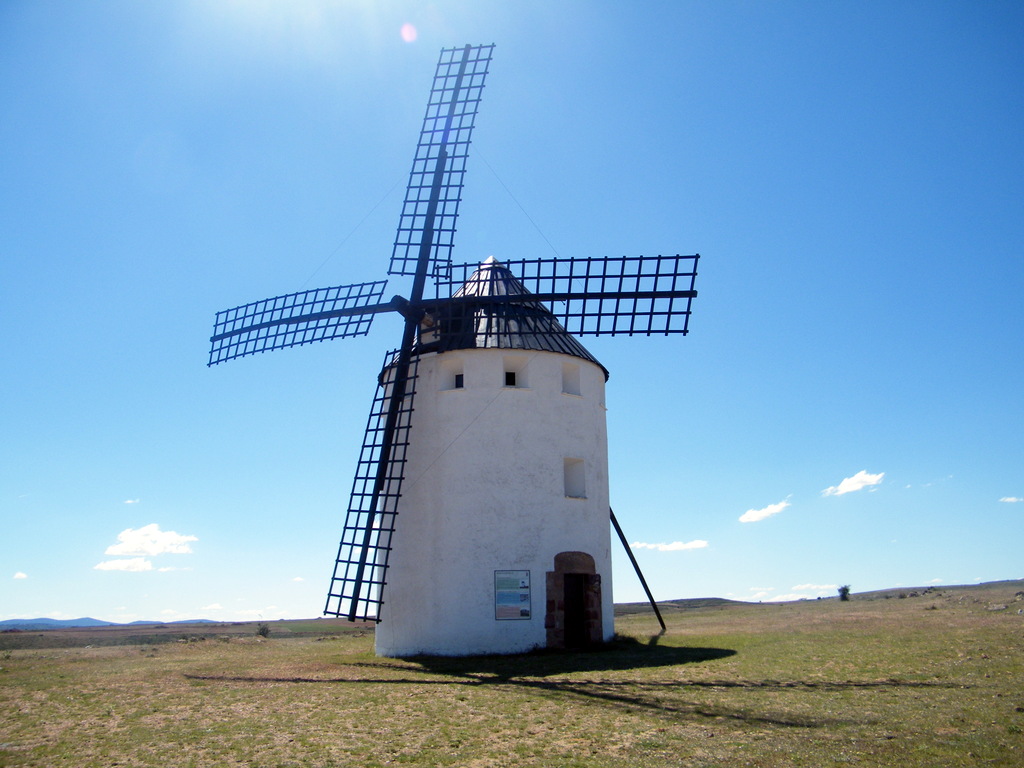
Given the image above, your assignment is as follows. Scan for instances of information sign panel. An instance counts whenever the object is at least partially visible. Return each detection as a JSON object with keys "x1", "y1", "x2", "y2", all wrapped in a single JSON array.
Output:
[{"x1": 494, "y1": 570, "x2": 531, "y2": 620}]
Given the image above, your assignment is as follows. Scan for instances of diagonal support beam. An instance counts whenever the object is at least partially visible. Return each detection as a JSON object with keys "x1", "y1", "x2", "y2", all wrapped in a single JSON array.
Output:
[{"x1": 610, "y1": 507, "x2": 666, "y2": 633}]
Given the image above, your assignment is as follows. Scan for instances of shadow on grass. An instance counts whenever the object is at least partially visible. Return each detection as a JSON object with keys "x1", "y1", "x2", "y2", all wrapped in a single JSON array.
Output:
[
  {"x1": 400, "y1": 635, "x2": 731, "y2": 679},
  {"x1": 182, "y1": 636, "x2": 956, "y2": 729}
]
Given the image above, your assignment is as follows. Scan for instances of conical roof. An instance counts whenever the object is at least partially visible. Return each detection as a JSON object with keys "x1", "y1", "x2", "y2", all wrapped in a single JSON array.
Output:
[{"x1": 420, "y1": 257, "x2": 607, "y2": 377}]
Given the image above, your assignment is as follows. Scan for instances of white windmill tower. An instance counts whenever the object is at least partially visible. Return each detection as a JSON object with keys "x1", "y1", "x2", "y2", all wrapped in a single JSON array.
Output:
[
  {"x1": 372, "y1": 256, "x2": 614, "y2": 655},
  {"x1": 208, "y1": 45, "x2": 699, "y2": 656}
]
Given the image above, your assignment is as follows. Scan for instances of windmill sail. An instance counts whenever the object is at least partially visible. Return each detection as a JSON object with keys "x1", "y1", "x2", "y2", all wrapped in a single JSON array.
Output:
[
  {"x1": 389, "y1": 44, "x2": 495, "y2": 281},
  {"x1": 433, "y1": 254, "x2": 700, "y2": 337},
  {"x1": 324, "y1": 44, "x2": 496, "y2": 620},
  {"x1": 208, "y1": 280, "x2": 389, "y2": 365},
  {"x1": 324, "y1": 352, "x2": 419, "y2": 621}
]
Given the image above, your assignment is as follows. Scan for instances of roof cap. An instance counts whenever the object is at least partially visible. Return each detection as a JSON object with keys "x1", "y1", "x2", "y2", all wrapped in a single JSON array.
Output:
[{"x1": 419, "y1": 258, "x2": 607, "y2": 377}]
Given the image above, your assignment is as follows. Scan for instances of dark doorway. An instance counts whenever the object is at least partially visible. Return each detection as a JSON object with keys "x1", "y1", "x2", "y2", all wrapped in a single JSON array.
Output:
[
  {"x1": 545, "y1": 552, "x2": 603, "y2": 650},
  {"x1": 564, "y1": 573, "x2": 588, "y2": 648}
]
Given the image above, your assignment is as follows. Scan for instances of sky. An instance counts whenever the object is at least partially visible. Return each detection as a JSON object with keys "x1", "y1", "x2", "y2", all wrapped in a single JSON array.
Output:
[{"x1": 2, "y1": 0, "x2": 1022, "y2": 623}]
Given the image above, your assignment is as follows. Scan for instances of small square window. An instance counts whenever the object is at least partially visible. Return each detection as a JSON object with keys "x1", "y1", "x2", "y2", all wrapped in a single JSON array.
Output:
[
  {"x1": 440, "y1": 359, "x2": 464, "y2": 390},
  {"x1": 502, "y1": 356, "x2": 528, "y2": 387}
]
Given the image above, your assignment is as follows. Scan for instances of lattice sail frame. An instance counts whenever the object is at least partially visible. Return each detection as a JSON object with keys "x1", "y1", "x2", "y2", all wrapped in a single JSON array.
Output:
[
  {"x1": 324, "y1": 352, "x2": 419, "y2": 621},
  {"x1": 389, "y1": 44, "x2": 495, "y2": 280},
  {"x1": 434, "y1": 254, "x2": 700, "y2": 336},
  {"x1": 208, "y1": 280, "x2": 388, "y2": 365}
]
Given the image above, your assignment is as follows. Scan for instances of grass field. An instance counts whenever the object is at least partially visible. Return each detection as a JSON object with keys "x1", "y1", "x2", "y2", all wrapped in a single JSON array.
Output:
[{"x1": 2, "y1": 581, "x2": 1022, "y2": 767}]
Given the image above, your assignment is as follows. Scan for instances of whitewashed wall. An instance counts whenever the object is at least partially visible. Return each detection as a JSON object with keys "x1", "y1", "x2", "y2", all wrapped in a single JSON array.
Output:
[{"x1": 375, "y1": 347, "x2": 613, "y2": 656}]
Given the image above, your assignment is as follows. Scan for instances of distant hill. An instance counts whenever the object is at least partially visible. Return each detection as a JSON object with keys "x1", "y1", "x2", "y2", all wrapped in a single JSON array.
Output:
[
  {"x1": 615, "y1": 579, "x2": 1024, "y2": 616},
  {"x1": 0, "y1": 617, "x2": 115, "y2": 631},
  {"x1": 615, "y1": 597, "x2": 748, "y2": 616},
  {"x1": 0, "y1": 617, "x2": 216, "y2": 631},
  {"x1": 6, "y1": 580, "x2": 1020, "y2": 632}
]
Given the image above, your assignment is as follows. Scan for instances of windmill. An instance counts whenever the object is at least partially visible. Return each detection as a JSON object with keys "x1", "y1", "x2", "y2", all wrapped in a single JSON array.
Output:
[{"x1": 208, "y1": 44, "x2": 699, "y2": 656}]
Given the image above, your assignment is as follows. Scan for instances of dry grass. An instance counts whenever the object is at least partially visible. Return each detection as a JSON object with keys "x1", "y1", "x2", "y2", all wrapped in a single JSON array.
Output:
[{"x1": 1, "y1": 581, "x2": 1022, "y2": 767}]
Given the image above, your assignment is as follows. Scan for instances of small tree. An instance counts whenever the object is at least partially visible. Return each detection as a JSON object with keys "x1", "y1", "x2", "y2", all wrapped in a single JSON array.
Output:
[
  {"x1": 256, "y1": 622, "x2": 271, "y2": 638},
  {"x1": 838, "y1": 585, "x2": 851, "y2": 602}
]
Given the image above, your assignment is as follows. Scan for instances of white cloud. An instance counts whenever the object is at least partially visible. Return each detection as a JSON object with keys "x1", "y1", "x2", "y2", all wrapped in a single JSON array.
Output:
[
  {"x1": 292, "y1": 576, "x2": 305, "y2": 582},
  {"x1": 94, "y1": 557, "x2": 153, "y2": 572},
  {"x1": 792, "y1": 583, "x2": 837, "y2": 592},
  {"x1": 631, "y1": 539, "x2": 708, "y2": 552},
  {"x1": 124, "y1": 498, "x2": 140, "y2": 504},
  {"x1": 999, "y1": 496, "x2": 1022, "y2": 503},
  {"x1": 761, "y1": 583, "x2": 843, "y2": 601},
  {"x1": 13, "y1": 572, "x2": 28, "y2": 580},
  {"x1": 202, "y1": 603, "x2": 223, "y2": 611},
  {"x1": 822, "y1": 470, "x2": 884, "y2": 497},
  {"x1": 104, "y1": 523, "x2": 197, "y2": 556},
  {"x1": 155, "y1": 608, "x2": 200, "y2": 622},
  {"x1": 739, "y1": 499, "x2": 790, "y2": 523}
]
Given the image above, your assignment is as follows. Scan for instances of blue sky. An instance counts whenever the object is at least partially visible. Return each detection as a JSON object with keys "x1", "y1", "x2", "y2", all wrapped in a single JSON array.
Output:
[{"x1": 2, "y1": 0, "x2": 1022, "y2": 622}]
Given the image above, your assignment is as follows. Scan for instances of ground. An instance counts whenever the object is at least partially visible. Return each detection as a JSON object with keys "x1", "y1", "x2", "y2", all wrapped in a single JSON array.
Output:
[{"x1": 1, "y1": 581, "x2": 1022, "y2": 767}]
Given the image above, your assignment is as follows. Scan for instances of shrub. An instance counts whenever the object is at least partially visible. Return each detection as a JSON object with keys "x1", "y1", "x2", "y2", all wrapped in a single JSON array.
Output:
[
  {"x1": 838, "y1": 585, "x2": 851, "y2": 601},
  {"x1": 256, "y1": 622, "x2": 271, "y2": 638}
]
